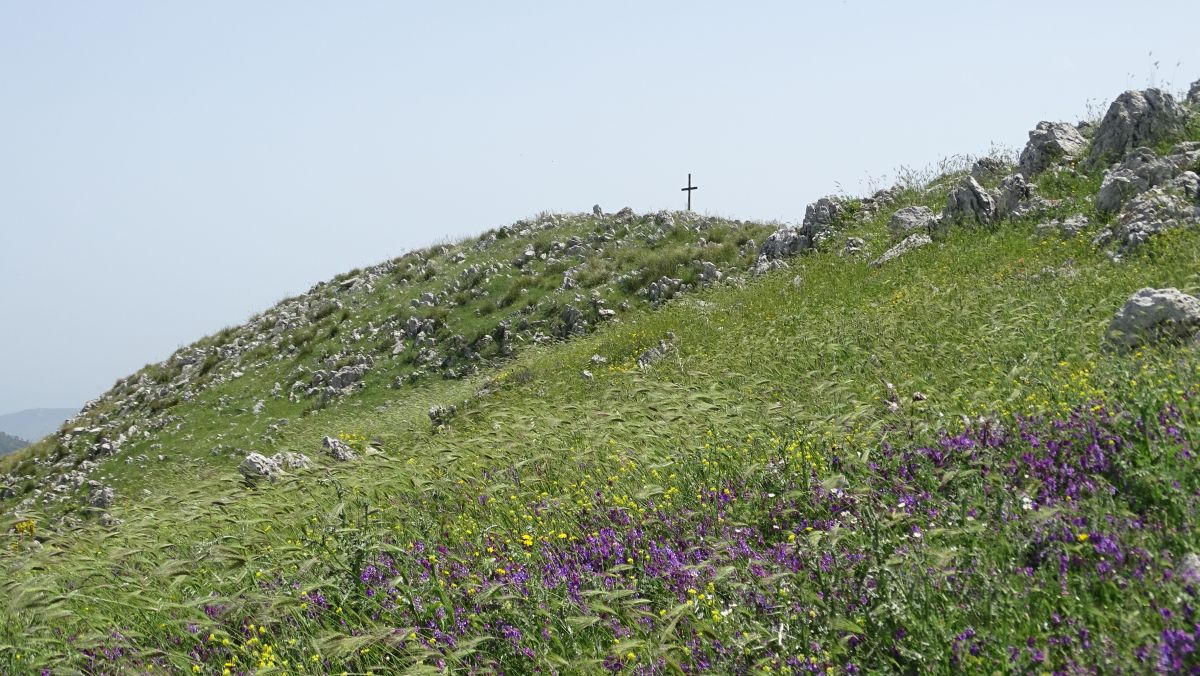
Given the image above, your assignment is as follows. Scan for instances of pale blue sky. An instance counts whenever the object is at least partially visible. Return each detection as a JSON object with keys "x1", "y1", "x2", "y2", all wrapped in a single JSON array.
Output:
[{"x1": 1, "y1": 1, "x2": 1197, "y2": 414}]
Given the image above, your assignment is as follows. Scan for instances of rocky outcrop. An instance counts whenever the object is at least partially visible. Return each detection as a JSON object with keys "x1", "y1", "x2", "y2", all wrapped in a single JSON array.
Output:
[
  {"x1": 887, "y1": 206, "x2": 938, "y2": 241},
  {"x1": 1036, "y1": 214, "x2": 1089, "y2": 239},
  {"x1": 1017, "y1": 121, "x2": 1087, "y2": 177},
  {"x1": 995, "y1": 173, "x2": 1038, "y2": 219},
  {"x1": 1105, "y1": 288, "x2": 1200, "y2": 350},
  {"x1": 1086, "y1": 89, "x2": 1188, "y2": 169},
  {"x1": 1093, "y1": 184, "x2": 1200, "y2": 254},
  {"x1": 871, "y1": 233, "x2": 931, "y2": 268},
  {"x1": 1095, "y1": 147, "x2": 1191, "y2": 215},
  {"x1": 239, "y1": 451, "x2": 310, "y2": 483},
  {"x1": 1189, "y1": 80, "x2": 1200, "y2": 107},
  {"x1": 942, "y1": 176, "x2": 996, "y2": 226}
]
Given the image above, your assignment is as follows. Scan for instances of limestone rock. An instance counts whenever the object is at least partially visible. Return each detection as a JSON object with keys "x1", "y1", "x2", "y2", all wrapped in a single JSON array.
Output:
[
  {"x1": 871, "y1": 233, "x2": 932, "y2": 268},
  {"x1": 996, "y1": 173, "x2": 1037, "y2": 219},
  {"x1": 88, "y1": 485, "x2": 115, "y2": 508},
  {"x1": 592, "y1": 204, "x2": 603, "y2": 216},
  {"x1": 1095, "y1": 148, "x2": 1184, "y2": 215},
  {"x1": 239, "y1": 453, "x2": 280, "y2": 482},
  {"x1": 1105, "y1": 287, "x2": 1200, "y2": 350},
  {"x1": 1189, "y1": 80, "x2": 1200, "y2": 106},
  {"x1": 942, "y1": 176, "x2": 996, "y2": 226},
  {"x1": 321, "y1": 435, "x2": 358, "y2": 461},
  {"x1": 1036, "y1": 214, "x2": 1089, "y2": 239},
  {"x1": 970, "y1": 156, "x2": 1009, "y2": 182},
  {"x1": 1086, "y1": 89, "x2": 1188, "y2": 169},
  {"x1": 887, "y1": 206, "x2": 937, "y2": 241},
  {"x1": 842, "y1": 237, "x2": 867, "y2": 257},
  {"x1": 695, "y1": 261, "x2": 722, "y2": 285},
  {"x1": 1093, "y1": 185, "x2": 1200, "y2": 254},
  {"x1": 1017, "y1": 121, "x2": 1087, "y2": 177}
]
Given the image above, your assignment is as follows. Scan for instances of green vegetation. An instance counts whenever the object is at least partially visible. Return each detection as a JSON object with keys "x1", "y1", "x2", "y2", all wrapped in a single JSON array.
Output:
[{"x1": 3, "y1": 104, "x2": 1200, "y2": 673}]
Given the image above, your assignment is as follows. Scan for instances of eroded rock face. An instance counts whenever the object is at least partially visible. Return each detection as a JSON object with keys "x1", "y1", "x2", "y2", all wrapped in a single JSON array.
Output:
[
  {"x1": 942, "y1": 176, "x2": 996, "y2": 226},
  {"x1": 1017, "y1": 121, "x2": 1087, "y2": 177},
  {"x1": 887, "y1": 206, "x2": 937, "y2": 241},
  {"x1": 1189, "y1": 80, "x2": 1200, "y2": 106},
  {"x1": 1105, "y1": 287, "x2": 1200, "y2": 350},
  {"x1": 1086, "y1": 89, "x2": 1188, "y2": 169},
  {"x1": 870, "y1": 233, "x2": 931, "y2": 268},
  {"x1": 88, "y1": 485, "x2": 115, "y2": 508},
  {"x1": 1093, "y1": 184, "x2": 1200, "y2": 254},
  {"x1": 1095, "y1": 148, "x2": 1187, "y2": 215}
]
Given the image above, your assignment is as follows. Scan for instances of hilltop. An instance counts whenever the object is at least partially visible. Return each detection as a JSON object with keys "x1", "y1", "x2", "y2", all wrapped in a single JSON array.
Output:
[{"x1": 2, "y1": 80, "x2": 1200, "y2": 673}]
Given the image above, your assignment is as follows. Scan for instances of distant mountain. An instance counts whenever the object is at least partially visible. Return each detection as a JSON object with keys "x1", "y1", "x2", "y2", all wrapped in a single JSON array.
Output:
[
  {"x1": 0, "y1": 430, "x2": 28, "y2": 456},
  {"x1": 0, "y1": 408, "x2": 78, "y2": 444}
]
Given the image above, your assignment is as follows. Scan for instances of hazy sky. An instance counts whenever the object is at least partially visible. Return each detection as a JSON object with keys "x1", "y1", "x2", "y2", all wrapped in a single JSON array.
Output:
[{"x1": 1, "y1": 1, "x2": 1197, "y2": 415}]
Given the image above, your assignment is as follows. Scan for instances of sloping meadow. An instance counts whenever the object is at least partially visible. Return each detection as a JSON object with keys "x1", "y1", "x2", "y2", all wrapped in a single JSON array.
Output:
[{"x1": 4, "y1": 180, "x2": 1200, "y2": 673}]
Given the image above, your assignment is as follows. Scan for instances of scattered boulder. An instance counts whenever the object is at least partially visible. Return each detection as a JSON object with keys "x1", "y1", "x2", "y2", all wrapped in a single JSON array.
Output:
[
  {"x1": 1105, "y1": 287, "x2": 1200, "y2": 350},
  {"x1": 887, "y1": 206, "x2": 937, "y2": 241},
  {"x1": 428, "y1": 404, "x2": 457, "y2": 427},
  {"x1": 239, "y1": 451, "x2": 310, "y2": 483},
  {"x1": 637, "y1": 337, "x2": 676, "y2": 369},
  {"x1": 695, "y1": 261, "x2": 722, "y2": 285},
  {"x1": 648, "y1": 276, "x2": 685, "y2": 303},
  {"x1": 871, "y1": 233, "x2": 932, "y2": 268},
  {"x1": 252, "y1": 399, "x2": 265, "y2": 415},
  {"x1": 1017, "y1": 121, "x2": 1088, "y2": 177},
  {"x1": 321, "y1": 435, "x2": 358, "y2": 461},
  {"x1": 88, "y1": 485, "x2": 115, "y2": 508},
  {"x1": 560, "y1": 305, "x2": 587, "y2": 336},
  {"x1": 1086, "y1": 89, "x2": 1188, "y2": 169},
  {"x1": 800, "y1": 197, "x2": 846, "y2": 242},
  {"x1": 274, "y1": 452, "x2": 310, "y2": 470},
  {"x1": 592, "y1": 204, "x2": 603, "y2": 216},
  {"x1": 842, "y1": 237, "x2": 867, "y2": 257},
  {"x1": 1188, "y1": 80, "x2": 1200, "y2": 107},
  {"x1": 942, "y1": 176, "x2": 996, "y2": 226}
]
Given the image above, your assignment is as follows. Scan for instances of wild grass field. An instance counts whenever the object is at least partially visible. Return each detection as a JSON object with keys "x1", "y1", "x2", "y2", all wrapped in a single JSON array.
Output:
[{"x1": 3, "y1": 89, "x2": 1200, "y2": 674}]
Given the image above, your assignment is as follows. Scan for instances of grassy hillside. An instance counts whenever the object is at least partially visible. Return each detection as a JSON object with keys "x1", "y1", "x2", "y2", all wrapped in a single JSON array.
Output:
[{"x1": 2, "y1": 86, "x2": 1200, "y2": 673}]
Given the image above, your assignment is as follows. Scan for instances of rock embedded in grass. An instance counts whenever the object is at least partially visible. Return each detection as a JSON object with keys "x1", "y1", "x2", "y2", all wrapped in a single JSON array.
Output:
[
  {"x1": 887, "y1": 205, "x2": 937, "y2": 241},
  {"x1": 239, "y1": 452, "x2": 281, "y2": 482},
  {"x1": 321, "y1": 435, "x2": 358, "y2": 461},
  {"x1": 942, "y1": 176, "x2": 997, "y2": 226},
  {"x1": 871, "y1": 233, "x2": 932, "y2": 268},
  {"x1": 1105, "y1": 287, "x2": 1200, "y2": 350}
]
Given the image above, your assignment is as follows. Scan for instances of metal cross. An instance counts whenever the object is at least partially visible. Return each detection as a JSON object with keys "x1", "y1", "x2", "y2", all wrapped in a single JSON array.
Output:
[{"x1": 680, "y1": 173, "x2": 698, "y2": 211}]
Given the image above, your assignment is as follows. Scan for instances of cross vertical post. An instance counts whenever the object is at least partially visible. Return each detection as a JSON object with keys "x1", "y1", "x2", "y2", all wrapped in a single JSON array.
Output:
[{"x1": 680, "y1": 173, "x2": 698, "y2": 211}]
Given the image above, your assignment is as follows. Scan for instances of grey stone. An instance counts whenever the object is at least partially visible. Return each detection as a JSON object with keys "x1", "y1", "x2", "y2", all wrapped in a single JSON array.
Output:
[
  {"x1": 757, "y1": 226, "x2": 810, "y2": 262},
  {"x1": 1189, "y1": 80, "x2": 1200, "y2": 106},
  {"x1": 842, "y1": 237, "x2": 867, "y2": 256},
  {"x1": 648, "y1": 276, "x2": 684, "y2": 303},
  {"x1": 887, "y1": 206, "x2": 937, "y2": 241},
  {"x1": 695, "y1": 260, "x2": 722, "y2": 284},
  {"x1": 592, "y1": 204, "x2": 603, "y2": 216},
  {"x1": 942, "y1": 176, "x2": 997, "y2": 226},
  {"x1": 970, "y1": 156, "x2": 1008, "y2": 182},
  {"x1": 1105, "y1": 287, "x2": 1200, "y2": 350},
  {"x1": 996, "y1": 173, "x2": 1036, "y2": 219},
  {"x1": 1017, "y1": 121, "x2": 1088, "y2": 177},
  {"x1": 800, "y1": 197, "x2": 846, "y2": 240},
  {"x1": 1086, "y1": 89, "x2": 1188, "y2": 169},
  {"x1": 428, "y1": 404, "x2": 457, "y2": 427},
  {"x1": 321, "y1": 435, "x2": 358, "y2": 461},
  {"x1": 637, "y1": 340, "x2": 675, "y2": 369},
  {"x1": 870, "y1": 233, "x2": 932, "y2": 268},
  {"x1": 561, "y1": 305, "x2": 586, "y2": 335},
  {"x1": 88, "y1": 485, "x2": 115, "y2": 508},
  {"x1": 239, "y1": 452, "x2": 282, "y2": 483},
  {"x1": 272, "y1": 452, "x2": 310, "y2": 470},
  {"x1": 252, "y1": 399, "x2": 265, "y2": 415},
  {"x1": 1095, "y1": 148, "x2": 1183, "y2": 215},
  {"x1": 1093, "y1": 186, "x2": 1200, "y2": 253},
  {"x1": 1180, "y1": 552, "x2": 1200, "y2": 584}
]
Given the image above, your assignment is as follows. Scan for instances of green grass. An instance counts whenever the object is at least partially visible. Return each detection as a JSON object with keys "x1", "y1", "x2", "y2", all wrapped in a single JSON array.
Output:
[{"x1": 3, "y1": 133, "x2": 1200, "y2": 671}]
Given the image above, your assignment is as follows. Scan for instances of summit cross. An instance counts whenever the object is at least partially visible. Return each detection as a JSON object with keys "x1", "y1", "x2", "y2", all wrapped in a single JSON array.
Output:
[{"x1": 680, "y1": 173, "x2": 698, "y2": 211}]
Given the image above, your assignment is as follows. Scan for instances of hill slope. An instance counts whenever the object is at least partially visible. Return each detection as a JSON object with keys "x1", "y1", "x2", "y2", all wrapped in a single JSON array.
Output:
[
  {"x1": 0, "y1": 408, "x2": 78, "y2": 444},
  {"x1": 2, "y1": 82, "x2": 1200, "y2": 673},
  {"x1": 0, "y1": 432, "x2": 26, "y2": 457}
]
